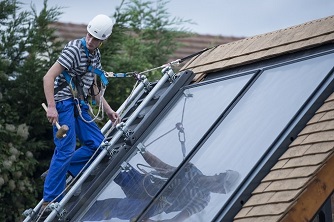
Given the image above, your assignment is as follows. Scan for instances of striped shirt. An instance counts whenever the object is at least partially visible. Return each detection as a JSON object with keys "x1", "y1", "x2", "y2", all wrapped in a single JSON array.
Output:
[
  {"x1": 149, "y1": 163, "x2": 211, "y2": 216},
  {"x1": 54, "y1": 38, "x2": 102, "y2": 102}
]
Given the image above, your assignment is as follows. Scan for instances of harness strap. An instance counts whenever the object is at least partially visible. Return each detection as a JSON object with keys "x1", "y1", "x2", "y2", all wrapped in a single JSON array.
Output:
[
  {"x1": 54, "y1": 37, "x2": 109, "y2": 100},
  {"x1": 80, "y1": 38, "x2": 109, "y2": 86}
]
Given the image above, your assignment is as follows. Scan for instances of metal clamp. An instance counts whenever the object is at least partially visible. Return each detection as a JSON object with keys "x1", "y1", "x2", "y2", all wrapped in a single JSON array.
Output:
[
  {"x1": 136, "y1": 143, "x2": 146, "y2": 153},
  {"x1": 49, "y1": 202, "x2": 66, "y2": 220},
  {"x1": 161, "y1": 65, "x2": 176, "y2": 82},
  {"x1": 139, "y1": 75, "x2": 151, "y2": 93},
  {"x1": 116, "y1": 122, "x2": 133, "y2": 140},
  {"x1": 22, "y1": 208, "x2": 34, "y2": 217},
  {"x1": 120, "y1": 162, "x2": 132, "y2": 172}
]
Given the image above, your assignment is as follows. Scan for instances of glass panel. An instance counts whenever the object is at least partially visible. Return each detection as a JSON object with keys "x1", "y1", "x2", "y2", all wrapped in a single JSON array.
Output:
[
  {"x1": 143, "y1": 53, "x2": 334, "y2": 221},
  {"x1": 79, "y1": 74, "x2": 253, "y2": 221}
]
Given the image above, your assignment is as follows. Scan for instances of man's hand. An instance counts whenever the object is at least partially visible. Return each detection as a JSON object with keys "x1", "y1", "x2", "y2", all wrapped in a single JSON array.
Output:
[
  {"x1": 46, "y1": 106, "x2": 59, "y2": 125},
  {"x1": 106, "y1": 109, "x2": 121, "y2": 124}
]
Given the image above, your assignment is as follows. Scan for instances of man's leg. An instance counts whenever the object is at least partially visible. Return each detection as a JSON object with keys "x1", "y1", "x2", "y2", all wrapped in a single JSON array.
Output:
[
  {"x1": 43, "y1": 99, "x2": 77, "y2": 202},
  {"x1": 67, "y1": 103, "x2": 104, "y2": 177}
]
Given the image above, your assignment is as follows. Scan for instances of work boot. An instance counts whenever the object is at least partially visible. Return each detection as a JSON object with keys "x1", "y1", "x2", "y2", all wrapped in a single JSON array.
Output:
[
  {"x1": 36, "y1": 202, "x2": 51, "y2": 222},
  {"x1": 41, "y1": 169, "x2": 73, "y2": 184}
]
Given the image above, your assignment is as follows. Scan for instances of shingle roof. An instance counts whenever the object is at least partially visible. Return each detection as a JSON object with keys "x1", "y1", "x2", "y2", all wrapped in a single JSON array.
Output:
[
  {"x1": 181, "y1": 15, "x2": 334, "y2": 221},
  {"x1": 182, "y1": 16, "x2": 334, "y2": 82}
]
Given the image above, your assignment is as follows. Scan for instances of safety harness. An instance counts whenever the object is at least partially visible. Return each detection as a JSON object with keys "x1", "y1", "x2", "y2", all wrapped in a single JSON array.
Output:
[{"x1": 55, "y1": 37, "x2": 109, "y2": 106}]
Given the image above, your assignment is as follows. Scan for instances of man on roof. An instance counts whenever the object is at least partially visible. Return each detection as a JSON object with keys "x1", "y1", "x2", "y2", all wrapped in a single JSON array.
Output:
[{"x1": 37, "y1": 14, "x2": 120, "y2": 221}]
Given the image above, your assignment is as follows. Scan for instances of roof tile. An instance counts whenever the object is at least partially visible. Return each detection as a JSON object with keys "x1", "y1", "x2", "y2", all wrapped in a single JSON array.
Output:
[
  {"x1": 300, "y1": 120, "x2": 334, "y2": 135},
  {"x1": 262, "y1": 166, "x2": 318, "y2": 181},
  {"x1": 319, "y1": 110, "x2": 334, "y2": 122},
  {"x1": 304, "y1": 141, "x2": 334, "y2": 154},
  {"x1": 308, "y1": 112, "x2": 327, "y2": 124},
  {"x1": 317, "y1": 98, "x2": 334, "y2": 113},
  {"x1": 241, "y1": 203, "x2": 291, "y2": 216},
  {"x1": 279, "y1": 144, "x2": 312, "y2": 159},
  {"x1": 245, "y1": 190, "x2": 301, "y2": 207},
  {"x1": 288, "y1": 134, "x2": 308, "y2": 146},
  {"x1": 252, "y1": 181, "x2": 271, "y2": 193},
  {"x1": 301, "y1": 130, "x2": 334, "y2": 144},
  {"x1": 284, "y1": 153, "x2": 331, "y2": 168},
  {"x1": 234, "y1": 215, "x2": 283, "y2": 222},
  {"x1": 264, "y1": 177, "x2": 311, "y2": 191}
]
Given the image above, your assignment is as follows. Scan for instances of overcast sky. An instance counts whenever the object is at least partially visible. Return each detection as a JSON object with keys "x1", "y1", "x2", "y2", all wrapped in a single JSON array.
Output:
[{"x1": 22, "y1": 0, "x2": 334, "y2": 37}]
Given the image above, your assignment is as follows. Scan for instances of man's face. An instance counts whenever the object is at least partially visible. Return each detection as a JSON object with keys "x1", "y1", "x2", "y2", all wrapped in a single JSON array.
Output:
[{"x1": 86, "y1": 33, "x2": 103, "y2": 51}]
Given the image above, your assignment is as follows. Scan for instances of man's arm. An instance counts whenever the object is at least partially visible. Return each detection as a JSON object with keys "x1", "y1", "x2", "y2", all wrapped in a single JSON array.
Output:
[
  {"x1": 141, "y1": 151, "x2": 175, "y2": 171},
  {"x1": 43, "y1": 61, "x2": 64, "y2": 125}
]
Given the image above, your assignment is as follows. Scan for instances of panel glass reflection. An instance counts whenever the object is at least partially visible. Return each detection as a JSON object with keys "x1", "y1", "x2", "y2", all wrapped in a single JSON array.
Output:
[
  {"x1": 79, "y1": 52, "x2": 334, "y2": 222},
  {"x1": 141, "y1": 53, "x2": 334, "y2": 221},
  {"x1": 79, "y1": 74, "x2": 253, "y2": 221}
]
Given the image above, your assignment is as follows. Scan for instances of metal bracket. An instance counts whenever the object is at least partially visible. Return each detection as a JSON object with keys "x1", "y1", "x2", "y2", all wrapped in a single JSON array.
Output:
[
  {"x1": 116, "y1": 122, "x2": 133, "y2": 139},
  {"x1": 183, "y1": 89, "x2": 193, "y2": 98},
  {"x1": 22, "y1": 208, "x2": 34, "y2": 218},
  {"x1": 161, "y1": 65, "x2": 177, "y2": 83},
  {"x1": 45, "y1": 202, "x2": 66, "y2": 221},
  {"x1": 120, "y1": 161, "x2": 132, "y2": 172},
  {"x1": 139, "y1": 75, "x2": 152, "y2": 93},
  {"x1": 136, "y1": 143, "x2": 147, "y2": 153}
]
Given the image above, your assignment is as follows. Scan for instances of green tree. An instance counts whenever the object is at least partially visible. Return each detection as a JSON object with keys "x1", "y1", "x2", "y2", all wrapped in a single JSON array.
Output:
[
  {"x1": 101, "y1": 0, "x2": 191, "y2": 110},
  {"x1": 0, "y1": 0, "x2": 63, "y2": 221}
]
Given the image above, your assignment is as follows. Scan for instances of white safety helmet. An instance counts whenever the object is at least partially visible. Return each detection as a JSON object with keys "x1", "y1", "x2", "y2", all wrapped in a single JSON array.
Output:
[{"x1": 87, "y1": 14, "x2": 114, "y2": 40}]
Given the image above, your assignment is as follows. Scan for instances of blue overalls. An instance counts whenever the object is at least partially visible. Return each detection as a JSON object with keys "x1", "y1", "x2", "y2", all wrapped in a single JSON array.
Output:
[{"x1": 43, "y1": 38, "x2": 109, "y2": 202}]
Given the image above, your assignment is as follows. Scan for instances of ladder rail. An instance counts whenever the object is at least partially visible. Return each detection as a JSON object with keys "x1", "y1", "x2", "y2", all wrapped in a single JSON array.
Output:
[
  {"x1": 23, "y1": 77, "x2": 146, "y2": 222},
  {"x1": 44, "y1": 67, "x2": 174, "y2": 222}
]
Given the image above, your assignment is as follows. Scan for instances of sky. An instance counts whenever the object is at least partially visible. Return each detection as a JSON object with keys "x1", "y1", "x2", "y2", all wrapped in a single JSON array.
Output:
[{"x1": 22, "y1": 0, "x2": 334, "y2": 37}]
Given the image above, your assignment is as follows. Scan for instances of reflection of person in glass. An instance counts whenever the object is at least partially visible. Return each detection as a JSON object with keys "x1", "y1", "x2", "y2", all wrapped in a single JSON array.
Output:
[{"x1": 82, "y1": 151, "x2": 240, "y2": 222}]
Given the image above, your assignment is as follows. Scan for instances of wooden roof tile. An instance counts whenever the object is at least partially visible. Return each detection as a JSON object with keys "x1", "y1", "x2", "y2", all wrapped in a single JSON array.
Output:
[
  {"x1": 308, "y1": 112, "x2": 327, "y2": 124},
  {"x1": 234, "y1": 215, "x2": 283, "y2": 222},
  {"x1": 262, "y1": 166, "x2": 319, "y2": 181},
  {"x1": 319, "y1": 110, "x2": 334, "y2": 122},
  {"x1": 281, "y1": 142, "x2": 334, "y2": 159},
  {"x1": 301, "y1": 120, "x2": 334, "y2": 135},
  {"x1": 279, "y1": 144, "x2": 312, "y2": 159},
  {"x1": 302, "y1": 130, "x2": 334, "y2": 144},
  {"x1": 244, "y1": 190, "x2": 301, "y2": 207},
  {"x1": 317, "y1": 97, "x2": 334, "y2": 113},
  {"x1": 283, "y1": 153, "x2": 331, "y2": 168},
  {"x1": 304, "y1": 141, "x2": 334, "y2": 154},
  {"x1": 264, "y1": 177, "x2": 311, "y2": 192},
  {"x1": 271, "y1": 159, "x2": 289, "y2": 170},
  {"x1": 252, "y1": 181, "x2": 271, "y2": 194},
  {"x1": 237, "y1": 203, "x2": 291, "y2": 217}
]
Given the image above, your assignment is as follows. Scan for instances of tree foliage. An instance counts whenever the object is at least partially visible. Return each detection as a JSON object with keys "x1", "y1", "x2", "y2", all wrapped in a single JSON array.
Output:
[
  {"x1": 0, "y1": 0, "x2": 63, "y2": 221},
  {"x1": 101, "y1": 0, "x2": 191, "y2": 110},
  {"x1": 0, "y1": 0, "x2": 191, "y2": 221}
]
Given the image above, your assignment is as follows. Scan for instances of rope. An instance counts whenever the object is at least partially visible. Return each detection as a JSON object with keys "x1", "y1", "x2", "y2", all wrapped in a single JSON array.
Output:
[{"x1": 143, "y1": 92, "x2": 191, "y2": 158}]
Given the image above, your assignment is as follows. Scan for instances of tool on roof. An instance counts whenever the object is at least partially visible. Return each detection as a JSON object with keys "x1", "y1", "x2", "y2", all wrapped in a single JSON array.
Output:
[{"x1": 42, "y1": 103, "x2": 69, "y2": 139}]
